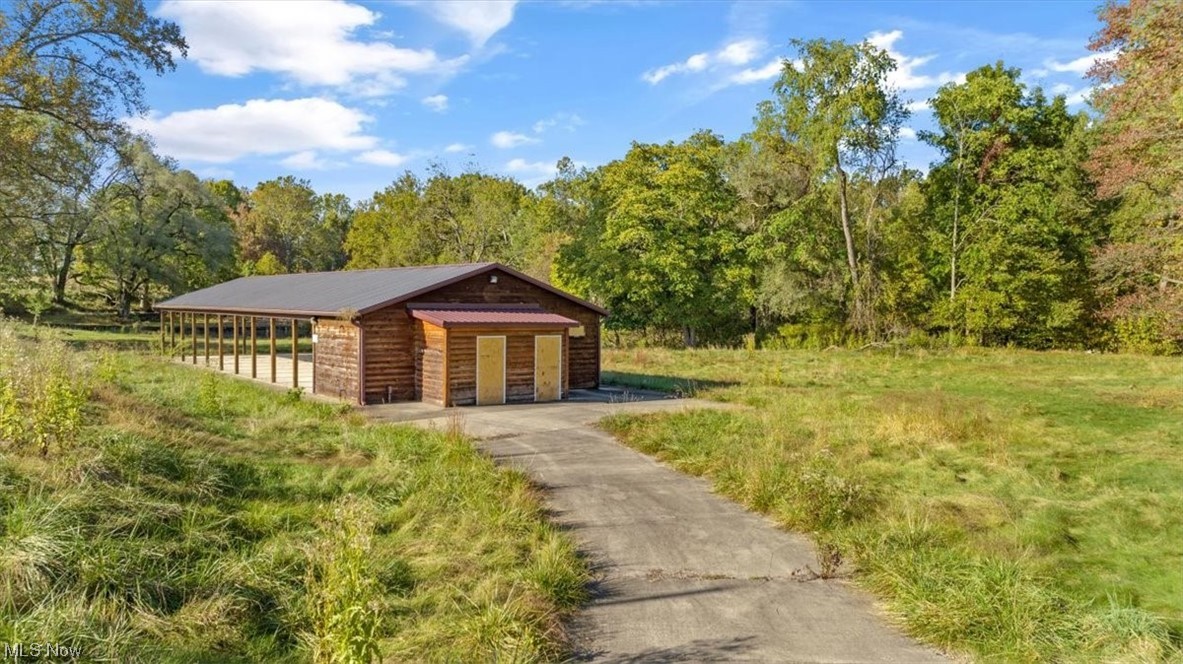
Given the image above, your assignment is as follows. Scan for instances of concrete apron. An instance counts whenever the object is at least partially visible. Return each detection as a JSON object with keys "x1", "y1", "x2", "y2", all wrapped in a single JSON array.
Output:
[{"x1": 368, "y1": 391, "x2": 948, "y2": 663}]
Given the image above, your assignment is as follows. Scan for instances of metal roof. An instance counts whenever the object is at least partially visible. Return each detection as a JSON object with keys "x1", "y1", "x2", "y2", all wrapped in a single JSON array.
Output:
[
  {"x1": 156, "y1": 263, "x2": 608, "y2": 318},
  {"x1": 409, "y1": 307, "x2": 580, "y2": 328}
]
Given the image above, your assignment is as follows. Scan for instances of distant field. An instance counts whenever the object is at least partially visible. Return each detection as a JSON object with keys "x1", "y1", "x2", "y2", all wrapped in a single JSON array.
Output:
[
  {"x1": 602, "y1": 347, "x2": 1183, "y2": 661},
  {"x1": 0, "y1": 323, "x2": 586, "y2": 662}
]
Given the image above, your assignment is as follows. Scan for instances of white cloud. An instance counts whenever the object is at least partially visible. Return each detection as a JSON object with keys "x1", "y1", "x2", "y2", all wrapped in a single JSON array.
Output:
[
  {"x1": 729, "y1": 58, "x2": 784, "y2": 85},
  {"x1": 280, "y1": 150, "x2": 334, "y2": 170},
  {"x1": 195, "y1": 166, "x2": 235, "y2": 180},
  {"x1": 411, "y1": 0, "x2": 517, "y2": 47},
  {"x1": 505, "y1": 157, "x2": 587, "y2": 187},
  {"x1": 717, "y1": 39, "x2": 762, "y2": 66},
  {"x1": 505, "y1": 158, "x2": 555, "y2": 174},
  {"x1": 355, "y1": 149, "x2": 412, "y2": 166},
  {"x1": 126, "y1": 98, "x2": 376, "y2": 163},
  {"x1": 899, "y1": 127, "x2": 918, "y2": 141},
  {"x1": 643, "y1": 39, "x2": 766, "y2": 84},
  {"x1": 1063, "y1": 87, "x2": 1092, "y2": 106},
  {"x1": 157, "y1": 0, "x2": 466, "y2": 94},
  {"x1": 866, "y1": 30, "x2": 962, "y2": 91},
  {"x1": 422, "y1": 94, "x2": 449, "y2": 111},
  {"x1": 444, "y1": 143, "x2": 472, "y2": 153},
  {"x1": 490, "y1": 130, "x2": 539, "y2": 149},
  {"x1": 1045, "y1": 51, "x2": 1117, "y2": 75},
  {"x1": 532, "y1": 112, "x2": 584, "y2": 134},
  {"x1": 643, "y1": 52, "x2": 709, "y2": 84},
  {"x1": 906, "y1": 100, "x2": 930, "y2": 113}
]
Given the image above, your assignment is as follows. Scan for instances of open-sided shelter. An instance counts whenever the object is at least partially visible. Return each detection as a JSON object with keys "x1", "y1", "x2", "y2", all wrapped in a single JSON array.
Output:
[{"x1": 155, "y1": 263, "x2": 607, "y2": 406}]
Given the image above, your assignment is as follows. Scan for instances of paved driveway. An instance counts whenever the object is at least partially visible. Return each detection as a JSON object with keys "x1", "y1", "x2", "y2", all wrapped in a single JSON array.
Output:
[{"x1": 367, "y1": 389, "x2": 946, "y2": 663}]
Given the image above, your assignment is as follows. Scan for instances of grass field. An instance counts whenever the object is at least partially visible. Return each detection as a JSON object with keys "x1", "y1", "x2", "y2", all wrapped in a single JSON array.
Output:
[
  {"x1": 602, "y1": 347, "x2": 1183, "y2": 662},
  {"x1": 0, "y1": 323, "x2": 587, "y2": 662}
]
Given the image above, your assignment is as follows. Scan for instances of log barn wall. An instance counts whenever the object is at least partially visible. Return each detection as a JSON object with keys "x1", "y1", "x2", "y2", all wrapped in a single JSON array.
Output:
[
  {"x1": 415, "y1": 320, "x2": 447, "y2": 405},
  {"x1": 312, "y1": 319, "x2": 359, "y2": 402},
  {"x1": 446, "y1": 327, "x2": 569, "y2": 406},
  {"x1": 406, "y1": 268, "x2": 601, "y2": 389},
  {"x1": 359, "y1": 306, "x2": 416, "y2": 404}
]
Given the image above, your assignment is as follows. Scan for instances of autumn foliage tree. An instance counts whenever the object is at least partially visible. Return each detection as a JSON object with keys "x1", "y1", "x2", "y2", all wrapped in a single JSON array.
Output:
[{"x1": 1087, "y1": 0, "x2": 1183, "y2": 350}]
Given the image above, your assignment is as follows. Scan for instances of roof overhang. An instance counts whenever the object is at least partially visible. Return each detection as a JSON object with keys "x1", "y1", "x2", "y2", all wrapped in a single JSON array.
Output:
[
  {"x1": 408, "y1": 307, "x2": 580, "y2": 329},
  {"x1": 153, "y1": 304, "x2": 326, "y2": 319}
]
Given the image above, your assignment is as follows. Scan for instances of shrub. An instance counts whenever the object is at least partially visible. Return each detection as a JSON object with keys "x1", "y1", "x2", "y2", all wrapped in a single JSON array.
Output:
[{"x1": 764, "y1": 322, "x2": 851, "y2": 350}]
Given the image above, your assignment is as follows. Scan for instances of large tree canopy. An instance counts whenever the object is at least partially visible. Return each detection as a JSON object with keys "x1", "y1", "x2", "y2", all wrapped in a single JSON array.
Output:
[
  {"x1": 1086, "y1": 0, "x2": 1183, "y2": 349},
  {"x1": 749, "y1": 38, "x2": 909, "y2": 334},
  {"x1": 0, "y1": 0, "x2": 185, "y2": 305},
  {"x1": 345, "y1": 167, "x2": 543, "y2": 273},
  {"x1": 556, "y1": 131, "x2": 751, "y2": 346},
  {"x1": 921, "y1": 64, "x2": 1100, "y2": 347}
]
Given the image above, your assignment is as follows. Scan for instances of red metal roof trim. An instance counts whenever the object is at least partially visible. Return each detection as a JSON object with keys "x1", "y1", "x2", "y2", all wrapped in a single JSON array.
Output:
[{"x1": 409, "y1": 308, "x2": 580, "y2": 328}]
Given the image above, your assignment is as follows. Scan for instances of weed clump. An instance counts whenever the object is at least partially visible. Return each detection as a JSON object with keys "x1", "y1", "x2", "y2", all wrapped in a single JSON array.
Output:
[{"x1": 0, "y1": 321, "x2": 90, "y2": 456}]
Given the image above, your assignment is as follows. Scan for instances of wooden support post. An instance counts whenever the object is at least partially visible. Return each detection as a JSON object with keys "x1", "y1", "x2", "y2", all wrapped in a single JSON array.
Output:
[
  {"x1": 190, "y1": 313, "x2": 197, "y2": 364},
  {"x1": 310, "y1": 319, "x2": 316, "y2": 395},
  {"x1": 232, "y1": 316, "x2": 239, "y2": 374},
  {"x1": 159, "y1": 312, "x2": 165, "y2": 355},
  {"x1": 168, "y1": 311, "x2": 175, "y2": 356},
  {"x1": 250, "y1": 316, "x2": 257, "y2": 378},
  {"x1": 177, "y1": 312, "x2": 184, "y2": 359},
  {"x1": 217, "y1": 315, "x2": 224, "y2": 370},
  {"x1": 203, "y1": 313, "x2": 210, "y2": 365},
  {"x1": 291, "y1": 318, "x2": 299, "y2": 389},
  {"x1": 442, "y1": 329, "x2": 450, "y2": 407},
  {"x1": 269, "y1": 318, "x2": 277, "y2": 383}
]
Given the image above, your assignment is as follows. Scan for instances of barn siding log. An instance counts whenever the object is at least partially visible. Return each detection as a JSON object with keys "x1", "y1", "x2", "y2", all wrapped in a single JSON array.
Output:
[{"x1": 312, "y1": 318, "x2": 359, "y2": 402}]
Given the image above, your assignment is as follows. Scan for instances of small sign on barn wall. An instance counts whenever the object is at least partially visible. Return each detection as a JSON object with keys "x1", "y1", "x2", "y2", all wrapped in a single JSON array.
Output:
[{"x1": 312, "y1": 333, "x2": 318, "y2": 343}]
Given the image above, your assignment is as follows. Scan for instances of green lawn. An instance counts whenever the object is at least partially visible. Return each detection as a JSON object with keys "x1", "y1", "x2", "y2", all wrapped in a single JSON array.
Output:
[
  {"x1": 602, "y1": 347, "x2": 1183, "y2": 662},
  {"x1": 0, "y1": 323, "x2": 587, "y2": 662}
]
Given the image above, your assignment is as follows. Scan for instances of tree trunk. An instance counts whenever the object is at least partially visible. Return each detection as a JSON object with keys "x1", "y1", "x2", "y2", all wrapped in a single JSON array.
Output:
[
  {"x1": 837, "y1": 168, "x2": 860, "y2": 285},
  {"x1": 681, "y1": 326, "x2": 697, "y2": 348},
  {"x1": 951, "y1": 129, "x2": 965, "y2": 300},
  {"x1": 837, "y1": 166, "x2": 868, "y2": 332},
  {"x1": 117, "y1": 292, "x2": 133, "y2": 320},
  {"x1": 52, "y1": 245, "x2": 74, "y2": 305}
]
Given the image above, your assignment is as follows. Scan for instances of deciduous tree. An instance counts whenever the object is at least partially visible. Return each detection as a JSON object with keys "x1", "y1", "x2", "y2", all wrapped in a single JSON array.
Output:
[{"x1": 1087, "y1": 0, "x2": 1183, "y2": 350}]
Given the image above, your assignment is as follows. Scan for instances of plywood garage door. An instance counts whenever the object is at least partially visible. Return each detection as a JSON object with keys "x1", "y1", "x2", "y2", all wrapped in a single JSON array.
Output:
[
  {"x1": 476, "y1": 336, "x2": 506, "y2": 405},
  {"x1": 535, "y1": 335, "x2": 562, "y2": 401}
]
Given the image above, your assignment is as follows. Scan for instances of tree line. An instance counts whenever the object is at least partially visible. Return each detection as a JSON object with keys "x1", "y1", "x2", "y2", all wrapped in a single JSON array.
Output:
[{"x1": 0, "y1": 0, "x2": 1178, "y2": 353}]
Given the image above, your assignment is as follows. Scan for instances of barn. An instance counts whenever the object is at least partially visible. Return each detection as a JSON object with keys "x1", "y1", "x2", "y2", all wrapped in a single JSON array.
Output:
[{"x1": 155, "y1": 263, "x2": 607, "y2": 406}]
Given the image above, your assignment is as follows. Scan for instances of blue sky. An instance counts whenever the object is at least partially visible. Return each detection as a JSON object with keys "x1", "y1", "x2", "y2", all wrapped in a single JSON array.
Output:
[{"x1": 129, "y1": 0, "x2": 1109, "y2": 203}]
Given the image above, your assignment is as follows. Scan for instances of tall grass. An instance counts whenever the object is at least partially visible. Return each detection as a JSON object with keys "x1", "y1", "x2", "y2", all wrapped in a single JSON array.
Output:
[
  {"x1": 602, "y1": 347, "x2": 1183, "y2": 662},
  {"x1": 0, "y1": 321, "x2": 587, "y2": 661},
  {"x1": 0, "y1": 323, "x2": 89, "y2": 455}
]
